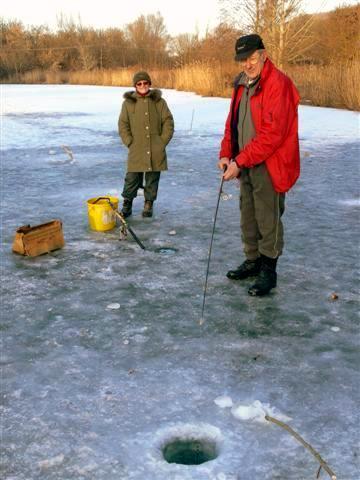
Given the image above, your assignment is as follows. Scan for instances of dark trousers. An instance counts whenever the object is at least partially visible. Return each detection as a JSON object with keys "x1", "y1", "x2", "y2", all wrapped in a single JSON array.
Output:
[
  {"x1": 240, "y1": 163, "x2": 285, "y2": 260},
  {"x1": 122, "y1": 172, "x2": 161, "y2": 202}
]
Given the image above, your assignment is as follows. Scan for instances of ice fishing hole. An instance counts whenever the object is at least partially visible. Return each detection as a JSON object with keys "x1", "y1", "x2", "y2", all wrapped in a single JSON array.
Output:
[
  {"x1": 154, "y1": 247, "x2": 178, "y2": 255},
  {"x1": 162, "y1": 438, "x2": 218, "y2": 465}
]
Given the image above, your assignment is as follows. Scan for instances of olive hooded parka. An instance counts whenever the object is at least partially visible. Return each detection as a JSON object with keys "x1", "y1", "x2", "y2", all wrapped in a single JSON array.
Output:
[{"x1": 118, "y1": 89, "x2": 174, "y2": 173}]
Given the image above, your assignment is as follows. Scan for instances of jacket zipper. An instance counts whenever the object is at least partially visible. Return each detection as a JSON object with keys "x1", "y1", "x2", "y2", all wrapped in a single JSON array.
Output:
[{"x1": 241, "y1": 87, "x2": 250, "y2": 150}]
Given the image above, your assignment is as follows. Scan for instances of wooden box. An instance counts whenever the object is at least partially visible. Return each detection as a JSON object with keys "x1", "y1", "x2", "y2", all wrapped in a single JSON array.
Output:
[{"x1": 12, "y1": 220, "x2": 65, "y2": 257}]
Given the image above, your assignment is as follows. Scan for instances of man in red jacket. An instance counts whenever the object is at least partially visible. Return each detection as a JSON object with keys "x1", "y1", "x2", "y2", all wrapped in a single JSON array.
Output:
[{"x1": 218, "y1": 34, "x2": 300, "y2": 296}]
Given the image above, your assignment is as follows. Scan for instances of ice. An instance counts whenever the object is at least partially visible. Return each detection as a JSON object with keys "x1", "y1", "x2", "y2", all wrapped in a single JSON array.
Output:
[
  {"x1": 1, "y1": 85, "x2": 359, "y2": 480},
  {"x1": 338, "y1": 199, "x2": 360, "y2": 207},
  {"x1": 214, "y1": 395, "x2": 233, "y2": 408},
  {"x1": 231, "y1": 400, "x2": 292, "y2": 424},
  {"x1": 106, "y1": 302, "x2": 121, "y2": 310},
  {"x1": 38, "y1": 454, "x2": 65, "y2": 470}
]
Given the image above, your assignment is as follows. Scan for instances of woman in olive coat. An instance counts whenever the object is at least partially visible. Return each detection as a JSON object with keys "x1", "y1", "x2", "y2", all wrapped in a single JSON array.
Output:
[{"x1": 118, "y1": 71, "x2": 174, "y2": 218}]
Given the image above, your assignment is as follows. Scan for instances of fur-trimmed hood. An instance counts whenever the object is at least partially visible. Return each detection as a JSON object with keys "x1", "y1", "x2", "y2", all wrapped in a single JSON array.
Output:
[{"x1": 123, "y1": 89, "x2": 162, "y2": 103}]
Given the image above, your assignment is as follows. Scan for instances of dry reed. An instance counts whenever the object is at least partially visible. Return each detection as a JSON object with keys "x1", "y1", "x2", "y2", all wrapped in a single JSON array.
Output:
[
  {"x1": 6, "y1": 61, "x2": 360, "y2": 111},
  {"x1": 286, "y1": 60, "x2": 360, "y2": 110}
]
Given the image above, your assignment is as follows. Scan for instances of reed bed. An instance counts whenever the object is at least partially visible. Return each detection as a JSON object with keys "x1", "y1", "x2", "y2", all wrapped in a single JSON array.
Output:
[
  {"x1": 286, "y1": 61, "x2": 360, "y2": 111},
  {"x1": 7, "y1": 60, "x2": 360, "y2": 111}
]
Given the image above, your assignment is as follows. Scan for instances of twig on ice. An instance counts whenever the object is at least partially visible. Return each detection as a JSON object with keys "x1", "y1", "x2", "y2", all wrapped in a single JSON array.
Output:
[
  {"x1": 61, "y1": 145, "x2": 74, "y2": 162},
  {"x1": 265, "y1": 415, "x2": 336, "y2": 480}
]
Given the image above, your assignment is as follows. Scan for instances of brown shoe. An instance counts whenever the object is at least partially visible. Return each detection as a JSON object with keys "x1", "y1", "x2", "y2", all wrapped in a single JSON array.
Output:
[{"x1": 142, "y1": 200, "x2": 153, "y2": 217}]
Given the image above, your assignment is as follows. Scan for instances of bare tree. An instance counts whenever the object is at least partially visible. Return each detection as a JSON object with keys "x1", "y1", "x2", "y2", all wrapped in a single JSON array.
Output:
[
  {"x1": 125, "y1": 12, "x2": 170, "y2": 67},
  {"x1": 200, "y1": 23, "x2": 242, "y2": 63},
  {"x1": 100, "y1": 28, "x2": 129, "y2": 69},
  {"x1": 77, "y1": 27, "x2": 98, "y2": 71},
  {"x1": 170, "y1": 33, "x2": 200, "y2": 65},
  {"x1": 218, "y1": 0, "x2": 315, "y2": 68},
  {"x1": 308, "y1": 4, "x2": 360, "y2": 64},
  {"x1": 0, "y1": 19, "x2": 32, "y2": 77}
]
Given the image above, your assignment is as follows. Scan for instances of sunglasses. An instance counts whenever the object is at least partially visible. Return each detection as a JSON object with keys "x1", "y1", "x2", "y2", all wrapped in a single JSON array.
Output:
[{"x1": 136, "y1": 81, "x2": 149, "y2": 87}]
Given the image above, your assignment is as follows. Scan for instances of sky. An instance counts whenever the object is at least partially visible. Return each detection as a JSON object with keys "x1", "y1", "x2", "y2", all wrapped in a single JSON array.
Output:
[{"x1": 3, "y1": 0, "x2": 359, "y2": 36}]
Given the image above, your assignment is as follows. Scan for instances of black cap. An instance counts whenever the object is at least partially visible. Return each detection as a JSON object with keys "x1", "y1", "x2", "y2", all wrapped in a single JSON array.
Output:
[{"x1": 234, "y1": 34, "x2": 265, "y2": 61}]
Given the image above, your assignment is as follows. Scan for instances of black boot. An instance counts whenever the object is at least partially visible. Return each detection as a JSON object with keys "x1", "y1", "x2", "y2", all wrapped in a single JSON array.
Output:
[
  {"x1": 142, "y1": 200, "x2": 153, "y2": 218},
  {"x1": 227, "y1": 258, "x2": 261, "y2": 280},
  {"x1": 121, "y1": 198, "x2": 133, "y2": 218},
  {"x1": 248, "y1": 255, "x2": 277, "y2": 296}
]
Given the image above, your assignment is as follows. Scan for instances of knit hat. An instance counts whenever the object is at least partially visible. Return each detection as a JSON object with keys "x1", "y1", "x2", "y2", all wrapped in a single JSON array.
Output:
[
  {"x1": 133, "y1": 71, "x2": 152, "y2": 86},
  {"x1": 234, "y1": 34, "x2": 265, "y2": 61}
]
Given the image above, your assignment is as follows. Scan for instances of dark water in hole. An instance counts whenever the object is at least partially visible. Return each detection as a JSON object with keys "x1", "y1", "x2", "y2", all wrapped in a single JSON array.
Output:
[
  {"x1": 155, "y1": 247, "x2": 178, "y2": 255},
  {"x1": 163, "y1": 440, "x2": 218, "y2": 465}
]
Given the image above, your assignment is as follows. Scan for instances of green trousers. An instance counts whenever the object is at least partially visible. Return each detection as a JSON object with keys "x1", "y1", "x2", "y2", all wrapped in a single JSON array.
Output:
[
  {"x1": 122, "y1": 171, "x2": 161, "y2": 202},
  {"x1": 240, "y1": 163, "x2": 285, "y2": 260}
]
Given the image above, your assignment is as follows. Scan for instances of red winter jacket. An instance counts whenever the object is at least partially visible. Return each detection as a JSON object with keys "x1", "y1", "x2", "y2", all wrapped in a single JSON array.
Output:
[{"x1": 219, "y1": 59, "x2": 300, "y2": 193}]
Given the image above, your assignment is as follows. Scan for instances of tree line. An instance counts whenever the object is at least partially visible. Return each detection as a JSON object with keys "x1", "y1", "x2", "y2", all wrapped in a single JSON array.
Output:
[{"x1": 1, "y1": 3, "x2": 358, "y2": 79}]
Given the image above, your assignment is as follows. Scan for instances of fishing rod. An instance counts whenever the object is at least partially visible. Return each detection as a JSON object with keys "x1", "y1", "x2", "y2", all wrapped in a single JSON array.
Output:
[{"x1": 199, "y1": 170, "x2": 226, "y2": 325}]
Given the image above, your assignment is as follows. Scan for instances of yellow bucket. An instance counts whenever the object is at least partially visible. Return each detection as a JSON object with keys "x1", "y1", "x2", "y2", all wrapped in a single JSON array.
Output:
[{"x1": 87, "y1": 196, "x2": 119, "y2": 231}]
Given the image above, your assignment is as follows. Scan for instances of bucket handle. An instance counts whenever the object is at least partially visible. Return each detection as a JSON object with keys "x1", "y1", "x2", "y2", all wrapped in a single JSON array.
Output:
[{"x1": 93, "y1": 196, "x2": 114, "y2": 205}]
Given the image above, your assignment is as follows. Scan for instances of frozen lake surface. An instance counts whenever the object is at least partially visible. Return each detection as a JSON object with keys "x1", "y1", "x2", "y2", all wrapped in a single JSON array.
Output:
[{"x1": 1, "y1": 85, "x2": 360, "y2": 479}]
